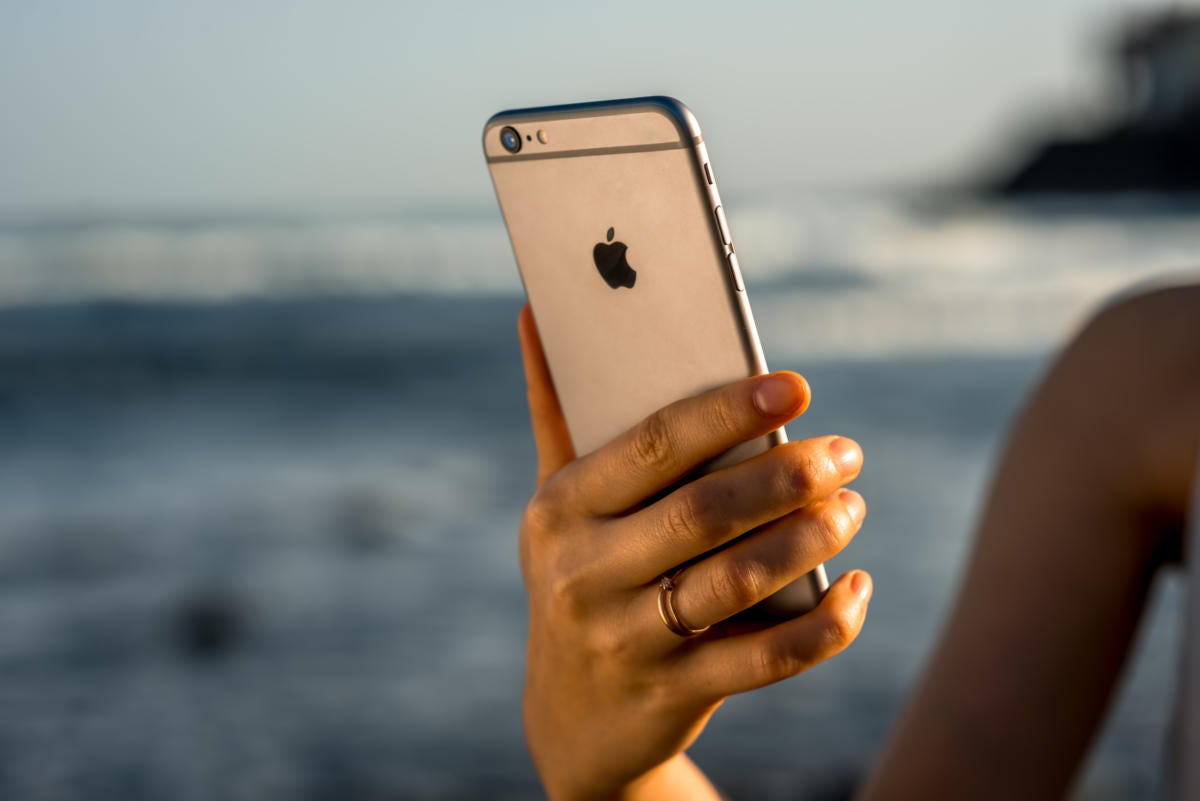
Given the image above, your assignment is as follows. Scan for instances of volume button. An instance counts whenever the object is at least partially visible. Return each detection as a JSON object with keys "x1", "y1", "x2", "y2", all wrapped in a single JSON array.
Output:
[
  {"x1": 727, "y1": 252, "x2": 745, "y2": 292},
  {"x1": 703, "y1": 162, "x2": 714, "y2": 184},
  {"x1": 713, "y1": 205, "x2": 732, "y2": 245}
]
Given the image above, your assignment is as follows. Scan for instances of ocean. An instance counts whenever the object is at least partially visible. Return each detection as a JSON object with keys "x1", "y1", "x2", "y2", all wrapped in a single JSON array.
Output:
[{"x1": 0, "y1": 193, "x2": 1197, "y2": 799}]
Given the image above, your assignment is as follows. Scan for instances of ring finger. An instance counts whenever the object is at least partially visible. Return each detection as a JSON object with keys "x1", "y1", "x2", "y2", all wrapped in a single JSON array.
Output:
[{"x1": 653, "y1": 489, "x2": 866, "y2": 640}]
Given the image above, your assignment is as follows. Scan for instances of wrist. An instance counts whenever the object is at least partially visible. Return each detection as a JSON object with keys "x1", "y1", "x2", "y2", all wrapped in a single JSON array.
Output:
[
  {"x1": 619, "y1": 754, "x2": 724, "y2": 801},
  {"x1": 544, "y1": 754, "x2": 722, "y2": 801}
]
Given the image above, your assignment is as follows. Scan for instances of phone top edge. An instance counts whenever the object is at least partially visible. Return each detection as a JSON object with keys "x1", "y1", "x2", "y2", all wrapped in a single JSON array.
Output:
[
  {"x1": 481, "y1": 95, "x2": 702, "y2": 155},
  {"x1": 483, "y1": 140, "x2": 686, "y2": 165}
]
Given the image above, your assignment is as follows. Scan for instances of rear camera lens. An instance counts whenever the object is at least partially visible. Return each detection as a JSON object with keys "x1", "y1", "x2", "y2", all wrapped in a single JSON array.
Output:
[{"x1": 500, "y1": 126, "x2": 522, "y2": 154}]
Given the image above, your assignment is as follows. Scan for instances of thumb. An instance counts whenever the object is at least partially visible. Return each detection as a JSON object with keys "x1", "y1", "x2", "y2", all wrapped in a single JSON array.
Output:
[{"x1": 518, "y1": 305, "x2": 575, "y2": 485}]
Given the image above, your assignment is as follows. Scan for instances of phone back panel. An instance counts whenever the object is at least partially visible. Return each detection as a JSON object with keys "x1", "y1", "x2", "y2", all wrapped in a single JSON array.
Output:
[
  {"x1": 485, "y1": 98, "x2": 767, "y2": 466},
  {"x1": 484, "y1": 97, "x2": 826, "y2": 612}
]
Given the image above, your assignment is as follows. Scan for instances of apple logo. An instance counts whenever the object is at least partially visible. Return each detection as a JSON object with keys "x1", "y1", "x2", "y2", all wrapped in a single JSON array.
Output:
[{"x1": 592, "y1": 227, "x2": 637, "y2": 289}]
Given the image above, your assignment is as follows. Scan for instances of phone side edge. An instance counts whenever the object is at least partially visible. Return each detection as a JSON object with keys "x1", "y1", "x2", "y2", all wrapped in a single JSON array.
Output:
[{"x1": 693, "y1": 137, "x2": 833, "y2": 612}]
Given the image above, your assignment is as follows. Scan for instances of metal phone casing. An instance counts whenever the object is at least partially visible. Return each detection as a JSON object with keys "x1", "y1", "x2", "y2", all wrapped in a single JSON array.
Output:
[{"x1": 484, "y1": 97, "x2": 827, "y2": 615}]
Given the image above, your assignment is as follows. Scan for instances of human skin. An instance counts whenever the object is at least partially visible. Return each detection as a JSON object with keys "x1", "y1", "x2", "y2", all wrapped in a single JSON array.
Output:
[
  {"x1": 517, "y1": 283, "x2": 1200, "y2": 800},
  {"x1": 516, "y1": 305, "x2": 874, "y2": 801},
  {"x1": 856, "y1": 284, "x2": 1199, "y2": 800}
]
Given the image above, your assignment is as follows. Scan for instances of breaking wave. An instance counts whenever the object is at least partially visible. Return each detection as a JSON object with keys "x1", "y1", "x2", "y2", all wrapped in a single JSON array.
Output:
[{"x1": 2, "y1": 193, "x2": 1197, "y2": 357}]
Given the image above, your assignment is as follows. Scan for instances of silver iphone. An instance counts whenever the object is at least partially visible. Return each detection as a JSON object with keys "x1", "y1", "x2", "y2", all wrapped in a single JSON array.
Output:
[{"x1": 484, "y1": 96, "x2": 827, "y2": 614}]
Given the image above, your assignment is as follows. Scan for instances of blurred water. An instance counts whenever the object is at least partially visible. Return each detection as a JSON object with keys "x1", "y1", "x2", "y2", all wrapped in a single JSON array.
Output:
[
  {"x1": 5, "y1": 194, "x2": 1200, "y2": 355},
  {"x1": 0, "y1": 195, "x2": 1195, "y2": 799}
]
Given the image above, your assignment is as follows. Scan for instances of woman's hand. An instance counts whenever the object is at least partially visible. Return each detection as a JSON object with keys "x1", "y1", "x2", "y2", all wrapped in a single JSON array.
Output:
[{"x1": 516, "y1": 307, "x2": 873, "y2": 801}]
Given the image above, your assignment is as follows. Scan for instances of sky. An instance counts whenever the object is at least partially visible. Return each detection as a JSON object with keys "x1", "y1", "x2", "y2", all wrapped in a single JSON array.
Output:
[{"x1": 0, "y1": 0, "x2": 1182, "y2": 212}]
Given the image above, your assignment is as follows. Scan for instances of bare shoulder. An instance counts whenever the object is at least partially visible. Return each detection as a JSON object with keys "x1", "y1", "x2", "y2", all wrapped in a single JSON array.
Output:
[
  {"x1": 1083, "y1": 282, "x2": 1200, "y2": 366},
  {"x1": 1070, "y1": 281, "x2": 1200, "y2": 518},
  {"x1": 1105, "y1": 280, "x2": 1200, "y2": 319},
  {"x1": 1083, "y1": 281, "x2": 1200, "y2": 413}
]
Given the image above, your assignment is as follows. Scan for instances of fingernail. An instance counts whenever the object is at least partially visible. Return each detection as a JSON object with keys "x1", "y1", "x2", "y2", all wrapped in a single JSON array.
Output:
[
  {"x1": 829, "y1": 437, "x2": 862, "y2": 476},
  {"x1": 850, "y1": 571, "x2": 872, "y2": 600},
  {"x1": 753, "y1": 374, "x2": 802, "y2": 416},
  {"x1": 839, "y1": 489, "x2": 865, "y2": 524}
]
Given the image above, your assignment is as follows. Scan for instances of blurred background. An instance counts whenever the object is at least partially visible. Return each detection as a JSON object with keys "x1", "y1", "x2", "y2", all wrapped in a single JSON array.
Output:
[{"x1": 2, "y1": 1, "x2": 1199, "y2": 799}]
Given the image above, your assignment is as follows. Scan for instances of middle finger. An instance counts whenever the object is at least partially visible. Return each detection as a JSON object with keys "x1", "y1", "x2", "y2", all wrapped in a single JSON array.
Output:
[{"x1": 605, "y1": 435, "x2": 863, "y2": 587}]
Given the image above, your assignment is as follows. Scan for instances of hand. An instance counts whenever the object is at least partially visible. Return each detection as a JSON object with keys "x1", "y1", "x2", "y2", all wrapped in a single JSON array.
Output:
[{"x1": 516, "y1": 307, "x2": 873, "y2": 801}]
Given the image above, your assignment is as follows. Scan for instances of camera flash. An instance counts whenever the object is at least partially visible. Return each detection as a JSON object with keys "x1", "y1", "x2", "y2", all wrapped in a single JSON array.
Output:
[{"x1": 536, "y1": 129, "x2": 549, "y2": 144}]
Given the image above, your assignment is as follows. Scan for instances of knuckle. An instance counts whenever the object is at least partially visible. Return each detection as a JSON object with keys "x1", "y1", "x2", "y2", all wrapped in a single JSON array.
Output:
[
  {"x1": 706, "y1": 393, "x2": 743, "y2": 438},
  {"x1": 521, "y1": 488, "x2": 562, "y2": 537},
  {"x1": 783, "y1": 447, "x2": 824, "y2": 498},
  {"x1": 663, "y1": 486, "x2": 714, "y2": 544},
  {"x1": 707, "y1": 559, "x2": 763, "y2": 613},
  {"x1": 583, "y1": 619, "x2": 635, "y2": 662},
  {"x1": 547, "y1": 562, "x2": 589, "y2": 620},
  {"x1": 820, "y1": 604, "x2": 861, "y2": 650},
  {"x1": 816, "y1": 504, "x2": 856, "y2": 553},
  {"x1": 631, "y1": 410, "x2": 675, "y2": 470},
  {"x1": 756, "y1": 638, "x2": 805, "y2": 683}
]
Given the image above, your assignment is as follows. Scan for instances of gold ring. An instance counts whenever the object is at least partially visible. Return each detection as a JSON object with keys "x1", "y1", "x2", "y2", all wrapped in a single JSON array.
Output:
[{"x1": 657, "y1": 569, "x2": 711, "y2": 638}]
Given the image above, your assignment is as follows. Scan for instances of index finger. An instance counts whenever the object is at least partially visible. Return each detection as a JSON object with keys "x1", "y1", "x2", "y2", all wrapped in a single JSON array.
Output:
[
  {"x1": 558, "y1": 371, "x2": 810, "y2": 517},
  {"x1": 518, "y1": 305, "x2": 575, "y2": 487}
]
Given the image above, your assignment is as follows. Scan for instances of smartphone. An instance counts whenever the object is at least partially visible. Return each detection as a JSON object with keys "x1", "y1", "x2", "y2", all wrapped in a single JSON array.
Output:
[{"x1": 483, "y1": 96, "x2": 827, "y2": 615}]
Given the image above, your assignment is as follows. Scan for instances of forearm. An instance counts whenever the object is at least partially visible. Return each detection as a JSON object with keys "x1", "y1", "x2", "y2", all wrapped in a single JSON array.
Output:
[{"x1": 857, "y1": 468, "x2": 1157, "y2": 801}]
